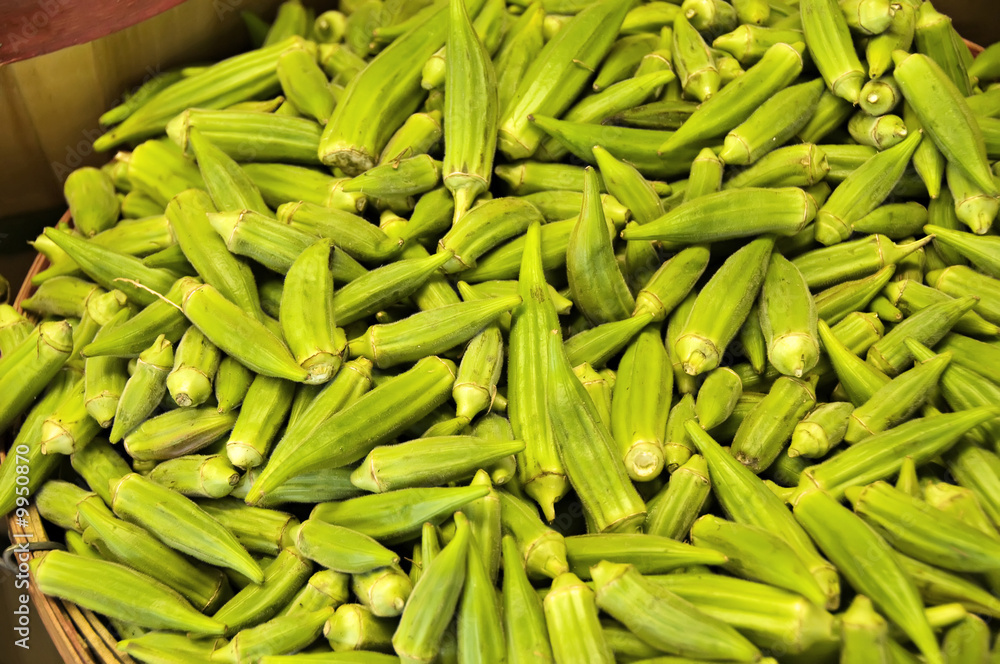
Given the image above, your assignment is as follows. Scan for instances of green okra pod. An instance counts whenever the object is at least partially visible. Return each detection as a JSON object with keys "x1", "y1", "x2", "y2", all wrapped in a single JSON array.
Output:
[
  {"x1": 1, "y1": 321, "x2": 74, "y2": 435},
  {"x1": 895, "y1": 50, "x2": 998, "y2": 198},
  {"x1": 685, "y1": 421, "x2": 840, "y2": 607},
  {"x1": 281, "y1": 239, "x2": 347, "y2": 384},
  {"x1": 30, "y1": 551, "x2": 226, "y2": 635},
  {"x1": 547, "y1": 327, "x2": 646, "y2": 533},
  {"x1": 866, "y1": 294, "x2": 976, "y2": 375},
  {"x1": 165, "y1": 189, "x2": 264, "y2": 321},
  {"x1": 813, "y1": 131, "x2": 924, "y2": 245},
  {"x1": 439, "y1": 197, "x2": 545, "y2": 274},
  {"x1": 674, "y1": 235, "x2": 774, "y2": 376},
  {"x1": 213, "y1": 547, "x2": 313, "y2": 636},
  {"x1": 689, "y1": 514, "x2": 829, "y2": 608},
  {"x1": 189, "y1": 127, "x2": 270, "y2": 216},
  {"x1": 731, "y1": 376, "x2": 816, "y2": 473},
  {"x1": 501, "y1": 534, "x2": 553, "y2": 664},
  {"x1": 611, "y1": 325, "x2": 671, "y2": 482},
  {"x1": 841, "y1": 595, "x2": 891, "y2": 664},
  {"x1": 347, "y1": 295, "x2": 520, "y2": 369},
  {"x1": 123, "y1": 406, "x2": 237, "y2": 460},
  {"x1": 659, "y1": 42, "x2": 804, "y2": 154},
  {"x1": 498, "y1": 0, "x2": 630, "y2": 160},
  {"x1": 214, "y1": 355, "x2": 253, "y2": 414},
  {"x1": 111, "y1": 473, "x2": 263, "y2": 583},
  {"x1": 788, "y1": 402, "x2": 853, "y2": 459},
  {"x1": 798, "y1": 406, "x2": 1000, "y2": 498},
  {"x1": 166, "y1": 108, "x2": 322, "y2": 164},
  {"x1": 847, "y1": 481, "x2": 1000, "y2": 573},
  {"x1": 166, "y1": 325, "x2": 221, "y2": 408},
  {"x1": 792, "y1": 488, "x2": 942, "y2": 664},
  {"x1": 443, "y1": 0, "x2": 498, "y2": 220},
  {"x1": 393, "y1": 512, "x2": 471, "y2": 662},
  {"x1": 644, "y1": 454, "x2": 711, "y2": 540},
  {"x1": 311, "y1": 484, "x2": 488, "y2": 546},
  {"x1": 544, "y1": 572, "x2": 615, "y2": 664},
  {"x1": 296, "y1": 519, "x2": 399, "y2": 574},
  {"x1": 351, "y1": 436, "x2": 524, "y2": 493},
  {"x1": 70, "y1": 436, "x2": 131, "y2": 504},
  {"x1": 250, "y1": 356, "x2": 456, "y2": 506},
  {"x1": 592, "y1": 561, "x2": 761, "y2": 662},
  {"x1": 565, "y1": 533, "x2": 726, "y2": 578},
  {"x1": 147, "y1": 453, "x2": 240, "y2": 499},
  {"x1": 567, "y1": 167, "x2": 634, "y2": 325},
  {"x1": 325, "y1": 603, "x2": 395, "y2": 652},
  {"x1": 77, "y1": 497, "x2": 229, "y2": 612},
  {"x1": 844, "y1": 350, "x2": 951, "y2": 444}
]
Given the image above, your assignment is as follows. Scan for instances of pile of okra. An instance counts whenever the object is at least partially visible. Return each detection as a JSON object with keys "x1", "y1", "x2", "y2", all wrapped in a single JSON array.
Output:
[{"x1": 4, "y1": 0, "x2": 1000, "y2": 661}]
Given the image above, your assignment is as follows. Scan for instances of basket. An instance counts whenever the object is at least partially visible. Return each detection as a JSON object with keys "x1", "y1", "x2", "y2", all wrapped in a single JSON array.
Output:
[{"x1": 2, "y1": 38, "x2": 990, "y2": 664}]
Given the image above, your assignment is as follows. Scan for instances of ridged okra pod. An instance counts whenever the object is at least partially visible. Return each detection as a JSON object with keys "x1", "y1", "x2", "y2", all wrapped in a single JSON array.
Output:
[
  {"x1": 166, "y1": 325, "x2": 221, "y2": 408},
  {"x1": 110, "y1": 472, "x2": 263, "y2": 583},
  {"x1": 658, "y1": 42, "x2": 804, "y2": 153},
  {"x1": 592, "y1": 561, "x2": 761, "y2": 662},
  {"x1": 866, "y1": 294, "x2": 976, "y2": 375},
  {"x1": 731, "y1": 376, "x2": 816, "y2": 473},
  {"x1": 623, "y1": 187, "x2": 815, "y2": 244},
  {"x1": 213, "y1": 547, "x2": 313, "y2": 636},
  {"x1": 611, "y1": 325, "x2": 671, "y2": 482},
  {"x1": 798, "y1": 406, "x2": 1000, "y2": 498},
  {"x1": 392, "y1": 512, "x2": 470, "y2": 663},
  {"x1": 567, "y1": 168, "x2": 634, "y2": 325},
  {"x1": 443, "y1": 0, "x2": 498, "y2": 219},
  {"x1": 248, "y1": 356, "x2": 456, "y2": 504},
  {"x1": 351, "y1": 436, "x2": 524, "y2": 493},
  {"x1": 498, "y1": 0, "x2": 630, "y2": 160},
  {"x1": 188, "y1": 127, "x2": 270, "y2": 215},
  {"x1": 147, "y1": 454, "x2": 240, "y2": 498},
  {"x1": 685, "y1": 422, "x2": 840, "y2": 607},
  {"x1": 848, "y1": 480, "x2": 1000, "y2": 573},
  {"x1": 813, "y1": 265, "x2": 896, "y2": 325},
  {"x1": 214, "y1": 355, "x2": 253, "y2": 414},
  {"x1": 281, "y1": 239, "x2": 347, "y2": 384},
  {"x1": 166, "y1": 108, "x2": 322, "y2": 164},
  {"x1": 690, "y1": 514, "x2": 828, "y2": 607},
  {"x1": 165, "y1": 189, "x2": 264, "y2": 321},
  {"x1": 93, "y1": 38, "x2": 305, "y2": 150},
  {"x1": 214, "y1": 607, "x2": 336, "y2": 664},
  {"x1": 813, "y1": 130, "x2": 924, "y2": 245},
  {"x1": 644, "y1": 454, "x2": 711, "y2": 540},
  {"x1": 0, "y1": 320, "x2": 73, "y2": 433},
  {"x1": 565, "y1": 533, "x2": 726, "y2": 578},
  {"x1": 77, "y1": 497, "x2": 229, "y2": 612},
  {"x1": 439, "y1": 197, "x2": 545, "y2": 274},
  {"x1": 844, "y1": 350, "x2": 951, "y2": 444},
  {"x1": 124, "y1": 406, "x2": 237, "y2": 461},
  {"x1": 324, "y1": 603, "x2": 395, "y2": 652},
  {"x1": 547, "y1": 326, "x2": 646, "y2": 533},
  {"x1": 502, "y1": 535, "x2": 553, "y2": 663},
  {"x1": 348, "y1": 296, "x2": 519, "y2": 369},
  {"x1": 674, "y1": 235, "x2": 773, "y2": 376},
  {"x1": 895, "y1": 50, "x2": 998, "y2": 198},
  {"x1": 30, "y1": 551, "x2": 226, "y2": 634},
  {"x1": 792, "y1": 488, "x2": 942, "y2": 664},
  {"x1": 788, "y1": 402, "x2": 853, "y2": 458},
  {"x1": 759, "y1": 253, "x2": 819, "y2": 377},
  {"x1": 176, "y1": 280, "x2": 308, "y2": 382},
  {"x1": 544, "y1": 572, "x2": 615, "y2": 664}
]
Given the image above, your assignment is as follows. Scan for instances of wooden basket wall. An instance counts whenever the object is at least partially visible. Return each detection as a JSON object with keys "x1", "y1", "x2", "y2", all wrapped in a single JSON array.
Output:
[{"x1": 1, "y1": 38, "x2": 989, "y2": 664}]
